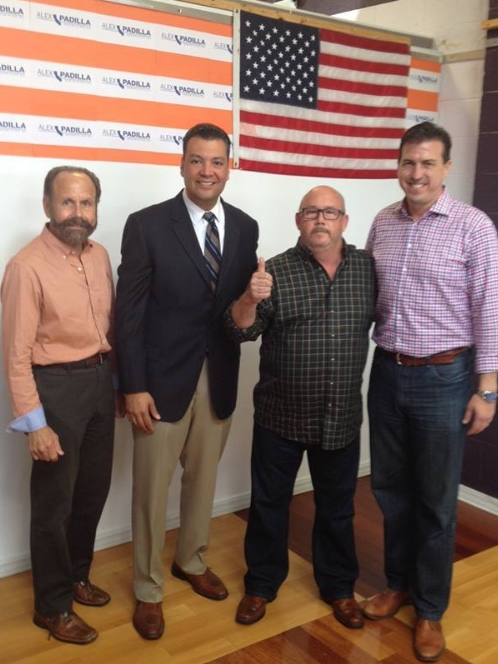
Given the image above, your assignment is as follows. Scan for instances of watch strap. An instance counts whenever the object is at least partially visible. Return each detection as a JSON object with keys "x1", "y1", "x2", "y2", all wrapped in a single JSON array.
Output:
[{"x1": 476, "y1": 390, "x2": 498, "y2": 402}]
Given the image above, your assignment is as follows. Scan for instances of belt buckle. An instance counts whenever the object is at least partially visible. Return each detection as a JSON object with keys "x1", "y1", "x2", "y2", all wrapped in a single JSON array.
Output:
[{"x1": 395, "y1": 352, "x2": 402, "y2": 365}]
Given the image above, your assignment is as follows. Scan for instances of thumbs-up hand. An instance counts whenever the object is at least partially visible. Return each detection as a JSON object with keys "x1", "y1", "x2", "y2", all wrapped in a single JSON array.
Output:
[
  {"x1": 231, "y1": 257, "x2": 274, "y2": 329},
  {"x1": 246, "y1": 256, "x2": 273, "y2": 304}
]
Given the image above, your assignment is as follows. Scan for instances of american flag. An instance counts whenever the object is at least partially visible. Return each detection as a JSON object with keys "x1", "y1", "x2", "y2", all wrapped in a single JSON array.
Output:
[{"x1": 236, "y1": 11, "x2": 411, "y2": 178}]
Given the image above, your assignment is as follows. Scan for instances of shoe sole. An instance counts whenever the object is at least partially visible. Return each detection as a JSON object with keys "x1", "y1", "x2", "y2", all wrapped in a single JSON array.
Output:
[
  {"x1": 171, "y1": 564, "x2": 228, "y2": 601},
  {"x1": 132, "y1": 618, "x2": 165, "y2": 640},
  {"x1": 413, "y1": 646, "x2": 446, "y2": 662},
  {"x1": 73, "y1": 595, "x2": 110, "y2": 607},
  {"x1": 33, "y1": 615, "x2": 98, "y2": 645},
  {"x1": 333, "y1": 614, "x2": 365, "y2": 630}
]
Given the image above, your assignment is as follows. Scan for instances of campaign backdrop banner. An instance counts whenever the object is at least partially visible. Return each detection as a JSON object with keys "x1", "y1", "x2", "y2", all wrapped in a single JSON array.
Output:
[{"x1": 0, "y1": 0, "x2": 232, "y2": 165}]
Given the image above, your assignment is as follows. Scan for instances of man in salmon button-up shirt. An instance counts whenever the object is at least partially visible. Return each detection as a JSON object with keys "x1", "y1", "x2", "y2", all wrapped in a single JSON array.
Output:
[{"x1": 1, "y1": 166, "x2": 120, "y2": 646}]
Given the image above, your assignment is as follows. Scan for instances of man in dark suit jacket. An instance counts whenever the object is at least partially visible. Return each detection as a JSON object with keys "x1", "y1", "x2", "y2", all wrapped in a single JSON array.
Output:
[{"x1": 115, "y1": 123, "x2": 259, "y2": 640}]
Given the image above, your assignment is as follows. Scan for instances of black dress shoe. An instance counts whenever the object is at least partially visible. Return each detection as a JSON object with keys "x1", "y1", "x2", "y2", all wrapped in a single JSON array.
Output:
[
  {"x1": 33, "y1": 610, "x2": 98, "y2": 644},
  {"x1": 133, "y1": 601, "x2": 165, "y2": 640},
  {"x1": 73, "y1": 581, "x2": 110, "y2": 607}
]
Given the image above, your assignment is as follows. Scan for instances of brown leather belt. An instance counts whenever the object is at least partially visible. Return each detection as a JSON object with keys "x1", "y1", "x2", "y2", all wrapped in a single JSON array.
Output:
[
  {"x1": 379, "y1": 347, "x2": 470, "y2": 367},
  {"x1": 33, "y1": 352, "x2": 109, "y2": 371}
]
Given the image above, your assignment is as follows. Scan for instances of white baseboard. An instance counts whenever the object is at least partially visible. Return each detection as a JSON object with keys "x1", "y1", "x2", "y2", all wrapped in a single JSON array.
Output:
[
  {"x1": 0, "y1": 525, "x2": 135, "y2": 580},
  {"x1": 1, "y1": 474, "x2": 495, "y2": 579},
  {"x1": 458, "y1": 484, "x2": 498, "y2": 515},
  {"x1": 0, "y1": 553, "x2": 31, "y2": 579}
]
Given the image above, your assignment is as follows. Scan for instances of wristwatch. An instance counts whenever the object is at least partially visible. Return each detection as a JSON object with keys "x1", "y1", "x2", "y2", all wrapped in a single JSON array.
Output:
[{"x1": 476, "y1": 390, "x2": 498, "y2": 402}]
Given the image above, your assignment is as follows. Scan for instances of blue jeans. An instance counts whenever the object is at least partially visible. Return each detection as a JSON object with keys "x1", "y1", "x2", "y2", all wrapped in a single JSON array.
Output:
[
  {"x1": 244, "y1": 423, "x2": 360, "y2": 601},
  {"x1": 368, "y1": 348, "x2": 472, "y2": 620}
]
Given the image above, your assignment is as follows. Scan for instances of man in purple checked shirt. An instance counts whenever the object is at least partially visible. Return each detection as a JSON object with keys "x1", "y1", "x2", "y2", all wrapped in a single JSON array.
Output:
[{"x1": 362, "y1": 122, "x2": 498, "y2": 662}]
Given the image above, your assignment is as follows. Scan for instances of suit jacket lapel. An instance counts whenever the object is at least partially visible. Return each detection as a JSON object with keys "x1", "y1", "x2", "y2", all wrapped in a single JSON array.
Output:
[
  {"x1": 217, "y1": 202, "x2": 240, "y2": 291},
  {"x1": 170, "y1": 193, "x2": 211, "y2": 290}
]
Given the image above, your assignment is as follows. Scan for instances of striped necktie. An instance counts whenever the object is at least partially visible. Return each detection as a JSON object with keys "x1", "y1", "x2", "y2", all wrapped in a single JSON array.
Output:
[{"x1": 203, "y1": 211, "x2": 222, "y2": 292}]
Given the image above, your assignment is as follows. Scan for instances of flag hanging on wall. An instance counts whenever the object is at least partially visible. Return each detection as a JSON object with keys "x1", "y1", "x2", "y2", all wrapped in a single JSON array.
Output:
[{"x1": 235, "y1": 11, "x2": 412, "y2": 178}]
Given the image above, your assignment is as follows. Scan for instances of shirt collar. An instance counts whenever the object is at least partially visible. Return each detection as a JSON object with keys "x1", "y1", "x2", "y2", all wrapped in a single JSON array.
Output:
[
  {"x1": 182, "y1": 189, "x2": 223, "y2": 226},
  {"x1": 296, "y1": 239, "x2": 349, "y2": 261},
  {"x1": 401, "y1": 186, "x2": 451, "y2": 220}
]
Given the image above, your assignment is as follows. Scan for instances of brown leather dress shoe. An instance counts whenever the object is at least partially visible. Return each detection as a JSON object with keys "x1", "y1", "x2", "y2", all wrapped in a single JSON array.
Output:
[
  {"x1": 235, "y1": 594, "x2": 270, "y2": 625},
  {"x1": 330, "y1": 597, "x2": 364, "y2": 629},
  {"x1": 171, "y1": 562, "x2": 228, "y2": 600},
  {"x1": 33, "y1": 610, "x2": 98, "y2": 645},
  {"x1": 414, "y1": 619, "x2": 445, "y2": 662},
  {"x1": 133, "y1": 601, "x2": 165, "y2": 640},
  {"x1": 362, "y1": 588, "x2": 411, "y2": 620},
  {"x1": 73, "y1": 581, "x2": 111, "y2": 607}
]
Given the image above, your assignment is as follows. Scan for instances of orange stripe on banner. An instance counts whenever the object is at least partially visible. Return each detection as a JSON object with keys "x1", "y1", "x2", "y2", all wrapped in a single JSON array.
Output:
[
  {"x1": 407, "y1": 89, "x2": 439, "y2": 112},
  {"x1": 0, "y1": 86, "x2": 232, "y2": 130},
  {"x1": 0, "y1": 143, "x2": 34, "y2": 158},
  {"x1": 0, "y1": 142, "x2": 235, "y2": 167},
  {"x1": 35, "y1": 0, "x2": 232, "y2": 36},
  {"x1": 31, "y1": 145, "x2": 183, "y2": 165},
  {"x1": 411, "y1": 57, "x2": 442, "y2": 74},
  {"x1": 0, "y1": 28, "x2": 232, "y2": 85},
  {"x1": 0, "y1": 142, "x2": 181, "y2": 164}
]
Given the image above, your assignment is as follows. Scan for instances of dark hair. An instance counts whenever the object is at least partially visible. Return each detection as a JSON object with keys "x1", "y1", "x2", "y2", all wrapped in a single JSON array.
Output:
[
  {"x1": 182, "y1": 123, "x2": 231, "y2": 159},
  {"x1": 399, "y1": 121, "x2": 452, "y2": 163},
  {"x1": 43, "y1": 166, "x2": 102, "y2": 203}
]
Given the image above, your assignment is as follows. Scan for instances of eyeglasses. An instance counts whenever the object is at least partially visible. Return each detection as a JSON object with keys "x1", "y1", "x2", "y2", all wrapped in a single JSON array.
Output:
[{"x1": 299, "y1": 207, "x2": 345, "y2": 221}]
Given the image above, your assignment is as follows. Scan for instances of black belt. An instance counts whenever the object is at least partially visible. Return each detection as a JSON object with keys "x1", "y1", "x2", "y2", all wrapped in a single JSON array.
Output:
[
  {"x1": 33, "y1": 352, "x2": 109, "y2": 371},
  {"x1": 379, "y1": 347, "x2": 470, "y2": 367}
]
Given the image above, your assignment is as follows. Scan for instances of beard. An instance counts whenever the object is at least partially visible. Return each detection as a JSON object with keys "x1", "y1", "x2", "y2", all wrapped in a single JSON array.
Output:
[{"x1": 49, "y1": 216, "x2": 97, "y2": 247}]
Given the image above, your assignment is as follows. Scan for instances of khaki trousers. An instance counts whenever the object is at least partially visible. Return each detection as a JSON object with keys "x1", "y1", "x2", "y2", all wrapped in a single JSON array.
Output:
[{"x1": 132, "y1": 362, "x2": 232, "y2": 602}]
